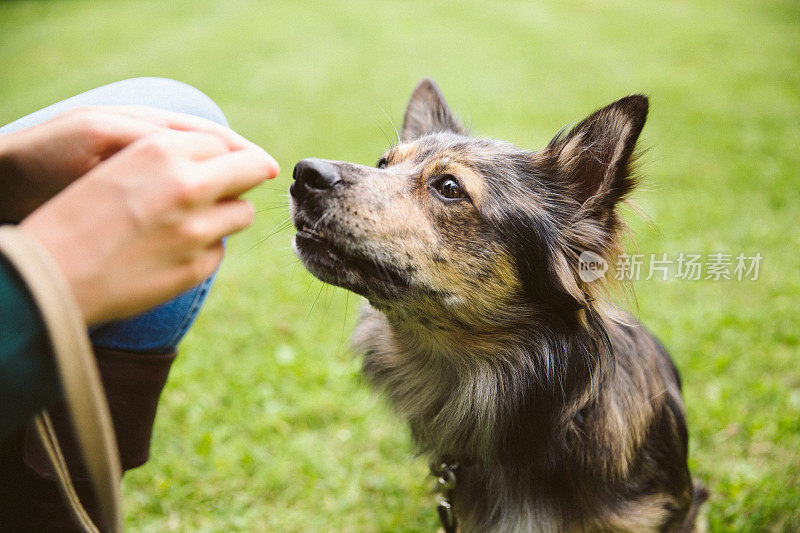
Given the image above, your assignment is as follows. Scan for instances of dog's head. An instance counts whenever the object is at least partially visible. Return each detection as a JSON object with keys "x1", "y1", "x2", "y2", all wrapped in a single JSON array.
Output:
[{"x1": 290, "y1": 79, "x2": 647, "y2": 330}]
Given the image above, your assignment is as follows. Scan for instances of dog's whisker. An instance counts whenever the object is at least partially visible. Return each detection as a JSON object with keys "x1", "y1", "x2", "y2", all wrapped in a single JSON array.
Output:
[
  {"x1": 340, "y1": 291, "x2": 351, "y2": 344},
  {"x1": 376, "y1": 102, "x2": 400, "y2": 145},
  {"x1": 309, "y1": 212, "x2": 331, "y2": 233},
  {"x1": 305, "y1": 282, "x2": 325, "y2": 323},
  {"x1": 379, "y1": 126, "x2": 394, "y2": 149},
  {"x1": 255, "y1": 205, "x2": 289, "y2": 213},
  {"x1": 239, "y1": 218, "x2": 293, "y2": 256}
]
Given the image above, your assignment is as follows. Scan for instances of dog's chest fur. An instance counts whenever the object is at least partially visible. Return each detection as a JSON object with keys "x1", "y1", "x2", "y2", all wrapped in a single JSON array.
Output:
[{"x1": 353, "y1": 304, "x2": 696, "y2": 532}]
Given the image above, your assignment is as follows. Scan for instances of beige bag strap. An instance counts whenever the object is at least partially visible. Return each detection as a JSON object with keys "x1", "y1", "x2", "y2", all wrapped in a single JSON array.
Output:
[{"x1": 0, "y1": 225, "x2": 122, "y2": 533}]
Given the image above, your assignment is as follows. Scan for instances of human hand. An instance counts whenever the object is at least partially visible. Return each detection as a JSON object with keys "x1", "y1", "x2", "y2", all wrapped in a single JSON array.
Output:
[
  {"x1": 17, "y1": 124, "x2": 279, "y2": 325},
  {"x1": 0, "y1": 106, "x2": 268, "y2": 221}
]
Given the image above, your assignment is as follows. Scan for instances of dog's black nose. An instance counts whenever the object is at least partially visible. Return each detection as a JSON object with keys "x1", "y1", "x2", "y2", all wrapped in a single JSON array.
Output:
[{"x1": 291, "y1": 158, "x2": 341, "y2": 199}]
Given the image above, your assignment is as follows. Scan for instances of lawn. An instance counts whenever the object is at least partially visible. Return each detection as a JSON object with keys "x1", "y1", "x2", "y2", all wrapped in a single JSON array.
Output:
[{"x1": 1, "y1": 0, "x2": 798, "y2": 531}]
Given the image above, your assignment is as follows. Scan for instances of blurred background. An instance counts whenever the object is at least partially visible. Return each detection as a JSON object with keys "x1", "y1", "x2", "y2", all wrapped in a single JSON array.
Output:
[{"x1": 1, "y1": 0, "x2": 798, "y2": 530}]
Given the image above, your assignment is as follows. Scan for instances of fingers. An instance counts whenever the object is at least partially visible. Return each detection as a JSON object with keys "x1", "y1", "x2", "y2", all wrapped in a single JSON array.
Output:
[
  {"x1": 191, "y1": 149, "x2": 280, "y2": 204},
  {"x1": 135, "y1": 130, "x2": 232, "y2": 162},
  {"x1": 73, "y1": 111, "x2": 165, "y2": 149},
  {"x1": 180, "y1": 199, "x2": 256, "y2": 247},
  {"x1": 71, "y1": 110, "x2": 228, "y2": 162},
  {"x1": 92, "y1": 105, "x2": 277, "y2": 166},
  {"x1": 63, "y1": 105, "x2": 280, "y2": 183},
  {"x1": 182, "y1": 241, "x2": 226, "y2": 288},
  {"x1": 54, "y1": 107, "x2": 168, "y2": 158}
]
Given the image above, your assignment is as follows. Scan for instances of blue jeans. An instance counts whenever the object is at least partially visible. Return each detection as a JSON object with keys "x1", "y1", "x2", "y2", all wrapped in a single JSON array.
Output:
[{"x1": 1, "y1": 77, "x2": 226, "y2": 352}]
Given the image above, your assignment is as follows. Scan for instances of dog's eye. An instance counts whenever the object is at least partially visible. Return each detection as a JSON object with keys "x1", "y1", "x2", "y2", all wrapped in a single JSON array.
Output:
[
  {"x1": 377, "y1": 157, "x2": 388, "y2": 169},
  {"x1": 433, "y1": 175, "x2": 468, "y2": 201}
]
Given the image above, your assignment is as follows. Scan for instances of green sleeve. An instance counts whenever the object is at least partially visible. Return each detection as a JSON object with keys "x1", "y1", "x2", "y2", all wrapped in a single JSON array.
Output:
[{"x1": 0, "y1": 253, "x2": 61, "y2": 440}]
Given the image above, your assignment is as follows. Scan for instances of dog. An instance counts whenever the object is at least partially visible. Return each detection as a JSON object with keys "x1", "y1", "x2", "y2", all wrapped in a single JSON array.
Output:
[{"x1": 289, "y1": 78, "x2": 706, "y2": 532}]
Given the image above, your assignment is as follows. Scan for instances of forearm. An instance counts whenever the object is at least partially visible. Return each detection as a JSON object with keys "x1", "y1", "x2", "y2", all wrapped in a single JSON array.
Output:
[{"x1": 0, "y1": 253, "x2": 61, "y2": 440}]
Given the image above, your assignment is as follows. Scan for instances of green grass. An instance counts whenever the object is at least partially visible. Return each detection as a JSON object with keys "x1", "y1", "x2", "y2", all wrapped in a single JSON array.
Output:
[{"x1": 2, "y1": 0, "x2": 799, "y2": 530}]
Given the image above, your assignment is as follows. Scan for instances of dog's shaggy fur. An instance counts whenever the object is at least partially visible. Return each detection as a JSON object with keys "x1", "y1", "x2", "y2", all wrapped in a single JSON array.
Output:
[{"x1": 289, "y1": 79, "x2": 706, "y2": 532}]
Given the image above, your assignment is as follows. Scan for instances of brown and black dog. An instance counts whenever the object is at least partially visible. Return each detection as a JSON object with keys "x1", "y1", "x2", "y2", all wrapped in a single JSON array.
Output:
[{"x1": 289, "y1": 79, "x2": 706, "y2": 532}]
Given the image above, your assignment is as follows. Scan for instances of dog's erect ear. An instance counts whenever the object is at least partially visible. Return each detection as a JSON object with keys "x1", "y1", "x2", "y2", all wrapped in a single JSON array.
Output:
[
  {"x1": 401, "y1": 78, "x2": 465, "y2": 141},
  {"x1": 547, "y1": 95, "x2": 648, "y2": 212}
]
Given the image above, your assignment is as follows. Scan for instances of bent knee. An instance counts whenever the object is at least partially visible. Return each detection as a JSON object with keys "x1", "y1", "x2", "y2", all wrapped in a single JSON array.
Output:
[{"x1": 89, "y1": 77, "x2": 228, "y2": 126}]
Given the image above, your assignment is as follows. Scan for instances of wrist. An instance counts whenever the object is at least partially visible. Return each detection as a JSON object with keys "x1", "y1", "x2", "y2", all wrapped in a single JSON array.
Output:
[
  {"x1": 0, "y1": 132, "x2": 31, "y2": 222},
  {"x1": 0, "y1": 132, "x2": 12, "y2": 166},
  {"x1": 0, "y1": 132, "x2": 21, "y2": 182}
]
